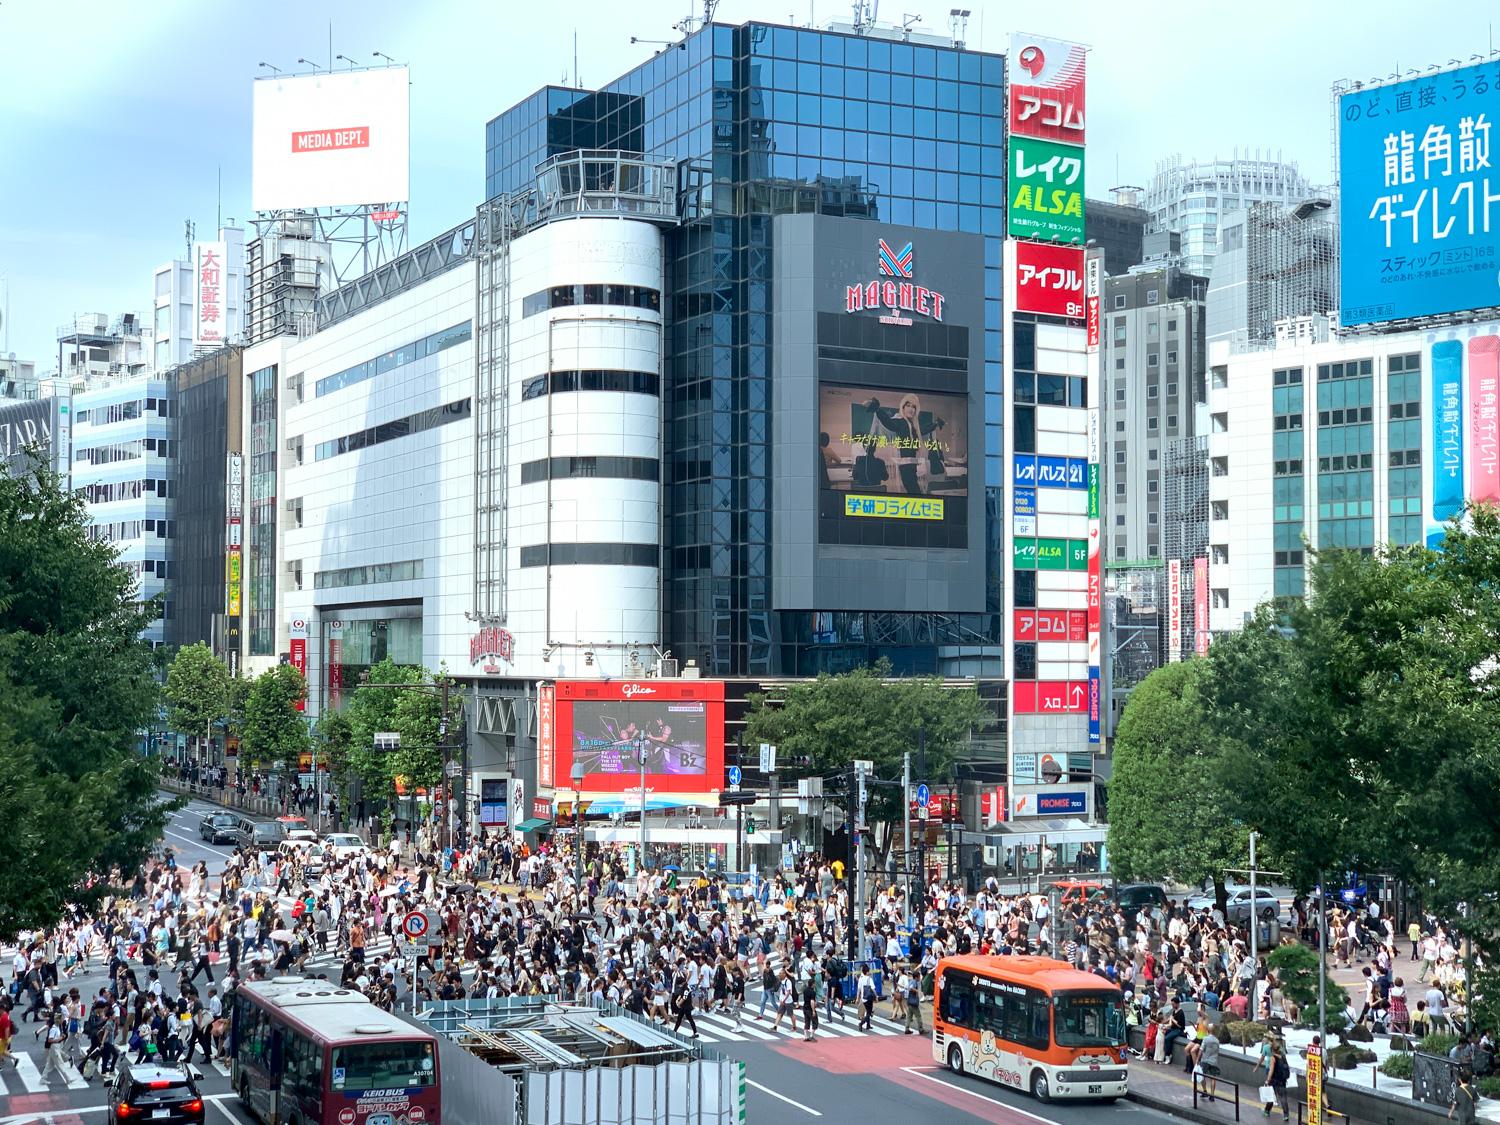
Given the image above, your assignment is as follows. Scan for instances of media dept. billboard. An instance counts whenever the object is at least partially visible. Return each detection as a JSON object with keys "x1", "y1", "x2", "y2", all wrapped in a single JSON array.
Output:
[
  {"x1": 1339, "y1": 62, "x2": 1500, "y2": 326},
  {"x1": 252, "y1": 68, "x2": 410, "y2": 211},
  {"x1": 552, "y1": 680, "x2": 725, "y2": 798}
]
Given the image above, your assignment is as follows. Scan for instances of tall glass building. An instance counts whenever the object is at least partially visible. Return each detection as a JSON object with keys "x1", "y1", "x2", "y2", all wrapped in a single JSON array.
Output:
[{"x1": 485, "y1": 21, "x2": 1008, "y2": 679}]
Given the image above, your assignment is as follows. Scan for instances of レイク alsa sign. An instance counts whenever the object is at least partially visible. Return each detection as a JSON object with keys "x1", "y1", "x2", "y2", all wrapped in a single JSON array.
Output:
[{"x1": 845, "y1": 238, "x2": 946, "y2": 324}]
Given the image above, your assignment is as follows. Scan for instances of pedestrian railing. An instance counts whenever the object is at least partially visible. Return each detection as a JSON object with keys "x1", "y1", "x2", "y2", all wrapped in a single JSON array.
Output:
[
  {"x1": 1193, "y1": 1072, "x2": 1242, "y2": 1121},
  {"x1": 1295, "y1": 1099, "x2": 1349, "y2": 1125},
  {"x1": 159, "y1": 776, "x2": 335, "y2": 835}
]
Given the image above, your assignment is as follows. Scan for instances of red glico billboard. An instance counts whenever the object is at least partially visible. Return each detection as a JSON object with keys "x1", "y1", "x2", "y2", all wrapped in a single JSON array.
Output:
[{"x1": 553, "y1": 680, "x2": 726, "y2": 796}]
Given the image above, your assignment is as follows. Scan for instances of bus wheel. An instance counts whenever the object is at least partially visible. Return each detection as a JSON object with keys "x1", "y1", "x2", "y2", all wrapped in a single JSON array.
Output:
[
  {"x1": 1030, "y1": 1070, "x2": 1051, "y2": 1102},
  {"x1": 947, "y1": 1044, "x2": 965, "y2": 1075}
]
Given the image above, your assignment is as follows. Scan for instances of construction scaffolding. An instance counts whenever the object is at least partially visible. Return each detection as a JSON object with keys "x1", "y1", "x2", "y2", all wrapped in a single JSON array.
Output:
[{"x1": 1244, "y1": 198, "x2": 1336, "y2": 344}]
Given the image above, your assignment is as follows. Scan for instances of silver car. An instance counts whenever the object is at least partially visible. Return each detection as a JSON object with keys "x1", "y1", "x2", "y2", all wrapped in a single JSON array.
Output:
[{"x1": 1186, "y1": 886, "x2": 1282, "y2": 923}]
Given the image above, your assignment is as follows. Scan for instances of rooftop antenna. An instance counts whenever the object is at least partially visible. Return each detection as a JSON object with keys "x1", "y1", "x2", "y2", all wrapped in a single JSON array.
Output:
[
  {"x1": 185, "y1": 220, "x2": 195, "y2": 263},
  {"x1": 900, "y1": 12, "x2": 921, "y2": 39},
  {"x1": 574, "y1": 30, "x2": 579, "y2": 87},
  {"x1": 948, "y1": 8, "x2": 970, "y2": 48},
  {"x1": 257, "y1": 61, "x2": 282, "y2": 75}
]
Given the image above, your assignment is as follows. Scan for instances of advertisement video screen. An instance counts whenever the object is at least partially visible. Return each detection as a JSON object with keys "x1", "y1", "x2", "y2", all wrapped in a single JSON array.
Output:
[
  {"x1": 818, "y1": 382, "x2": 969, "y2": 548},
  {"x1": 570, "y1": 700, "x2": 709, "y2": 778}
]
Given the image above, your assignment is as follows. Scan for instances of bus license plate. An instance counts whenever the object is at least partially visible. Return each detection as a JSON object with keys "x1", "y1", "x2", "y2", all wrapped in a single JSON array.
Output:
[{"x1": 1088, "y1": 1085, "x2": 1102, "y2": 1095}]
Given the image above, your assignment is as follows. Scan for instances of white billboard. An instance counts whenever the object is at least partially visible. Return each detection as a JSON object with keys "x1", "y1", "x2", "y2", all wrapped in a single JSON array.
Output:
[
  {"x1": 193, "y1": 241, "x2": 227, "y2": 347},
  {"x1": 252, "y1": 68, "x2": 410, "y2": 211}
]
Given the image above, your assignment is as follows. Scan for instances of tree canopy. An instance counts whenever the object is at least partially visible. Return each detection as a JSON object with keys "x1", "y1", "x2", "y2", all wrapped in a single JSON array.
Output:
[
  {"x1": 743, "y1": 662, "x2": 989, "y2": 854},
  {"x1": 0, "y1": 457, "x2": 170, "y2": 936},
  {"x1": 164, "y1": 642, "x2": 229, "y2": 746},
  {"x1": 341, "y1": 659, "x2": 458, "y2": 801},
  {"x1": 242, "y1": 664, "x2": 310, "y2": 770},
  {"x1": 1105, "y1": 659, "x2": 1248, "y2": 898},
  {"x1": 1108, "y1": 506, "x2": 1500, "y2": 956}
]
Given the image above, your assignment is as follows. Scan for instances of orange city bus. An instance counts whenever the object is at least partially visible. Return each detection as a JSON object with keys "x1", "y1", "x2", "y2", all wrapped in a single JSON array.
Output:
[
  {"x1": 932, "y1": 955, "x2": 1128, "y2": 1103},
  {"x1": 231, "y1": 977, "x2": 441, "y2": 1125}
]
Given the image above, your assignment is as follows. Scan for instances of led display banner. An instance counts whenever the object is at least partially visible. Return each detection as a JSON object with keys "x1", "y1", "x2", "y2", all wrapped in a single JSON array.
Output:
[
  {"x1": 1470, "y1": 335, "x2": 1500, "y2": 504},
  {"x1": 1007, "y1": 34, "x2": 1087, "y2": 145},
  {"x1": 1338, "y1": 62, "x2": 1500, "y2": 326},
  {"x1": 819, "y1": 382, "x2": 969, "y2": 548},
  {"x1": 1432, "y1": 339, "x2": 1466, "y2": 528},
  {"x1": 553, "y1": 680, "x2": 725, "y2": 796},
  {"x1": 1008, "y1": 136, "x2": 1085, "y2": 244}
]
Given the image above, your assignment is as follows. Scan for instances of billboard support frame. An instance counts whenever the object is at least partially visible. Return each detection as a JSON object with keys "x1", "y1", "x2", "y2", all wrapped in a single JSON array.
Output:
[{"x1": 251, "y1": 203, "x2": 409, "y2": 288}]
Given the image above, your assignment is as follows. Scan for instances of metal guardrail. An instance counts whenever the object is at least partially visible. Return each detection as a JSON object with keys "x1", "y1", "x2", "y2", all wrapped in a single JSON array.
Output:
[
  {"x1": 159, "y1": 776, "x2": 337, "y2": 836},
  {"x1": 1193, "y1": 1071, "x2": 1242, "y2": 1120}
]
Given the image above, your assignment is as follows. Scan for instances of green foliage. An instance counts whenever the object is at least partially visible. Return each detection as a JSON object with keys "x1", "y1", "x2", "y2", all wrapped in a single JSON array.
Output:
[
  {"x1": 0, "y1": 456, "x2": 171, "y2": 936},
  {"x1": 1199, "y1": 507, "x2": 1500, "y2": 959},
  {"x1": 1379, "y1": 1053, "x2": 1415, "y2": 1079},
  {"x1": 1106, "y1": 660, "x2": 1247, "y2": 889},
  {"x1": 1223, "y1": 1020, "x2": 1269, "y2": 1047},
  {"x1": 1476, "y1": 1077, "x2": 1500, "y2": 1101},
  {"x1": 741, "y1": 662, "x2": 989, "y2": 851},
  {"x1": 1266, "y1": 944, "x2": 1348, "y2": 1015},
  {"x1": 165, "y1": 642, "x2": 229, "y2": 743},
  {"x1": 341, "y1": 659, "x2": 457, "y2": 797},
  {"x1": 1417, "y1": 1032, "x2": 1460, "y2": 1056},
  {"x1": 314, "y1": 708, "x2": 355, "y2": 789},
  {"x1": 242, "y1": 665, "x2": 310, "y2": 769}
]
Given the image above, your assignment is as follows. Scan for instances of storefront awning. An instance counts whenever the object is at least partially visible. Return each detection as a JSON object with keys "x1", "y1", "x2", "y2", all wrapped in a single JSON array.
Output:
[{"x1": 515, "y1": 817, "x2": 552, "y2": 832}]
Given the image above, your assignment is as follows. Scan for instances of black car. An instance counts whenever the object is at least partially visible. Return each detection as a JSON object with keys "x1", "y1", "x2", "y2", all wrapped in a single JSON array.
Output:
[
  {"x1": 109, "y1": 1063, "x2": 205, "y2": 1123},
  {"x1": 1115, "y1": 883, "x2": 1169, "y2": 918},
  {"x1": 198, "y1": 812, "x2": 238, "y2": 844}
]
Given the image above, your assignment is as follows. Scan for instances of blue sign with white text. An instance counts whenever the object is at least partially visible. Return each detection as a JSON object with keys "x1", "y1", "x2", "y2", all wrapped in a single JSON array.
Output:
[
  {"x1": 1338, "y1": 62, "x2": 1500, "y2": 326},
  {"x1": 1432, "y1": 339, "x2": 1466, "y2": 537},
  {"x1": 1036, "y1": 790, "x2": 1088, "y2": 815},
  {"x1": 1013, "y1": 486, "x2": 1036, "y2": 516},
  {"x1": 1013, "y1": 455, "x2": 1037, "y2": 486}
]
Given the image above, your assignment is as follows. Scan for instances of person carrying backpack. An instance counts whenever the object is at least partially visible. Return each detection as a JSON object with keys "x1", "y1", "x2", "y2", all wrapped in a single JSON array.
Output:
[{"x1": 1260, "y1": 1035, "x2": 1291, "y2": 1121}]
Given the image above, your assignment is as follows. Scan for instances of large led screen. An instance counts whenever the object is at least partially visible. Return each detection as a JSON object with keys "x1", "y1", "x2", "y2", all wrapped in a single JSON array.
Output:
[
  {"x1": 818, "y1": 382, "x2": 970, "y2": 548},
  {"x1": 570, "y1": 699, "x2": 708, "y2": 777}
]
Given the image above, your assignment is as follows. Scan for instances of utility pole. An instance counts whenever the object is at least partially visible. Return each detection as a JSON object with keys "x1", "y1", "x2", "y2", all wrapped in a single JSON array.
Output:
[
  {"x1": 1249, "y1": 832, "x2": 1259, "y2": 979},
  {"x1": 855, "y1": 762, "x2": 868, "y2": 962},
  {"x1": 902, "y1": 749, "x2": 911, "y2": 926},
  {"x1": 438, "y1": 677, "x2": 451, "y2": 851},
  {"x1": 845, "y1": 761, "x2": 857, "y2": 959},
  {"x1": 916, "y1": 728, "x2": 927, "y2": 951},
  {"x1": 1317, "y1": 868, "x2": 1327, "y2": 1035}
]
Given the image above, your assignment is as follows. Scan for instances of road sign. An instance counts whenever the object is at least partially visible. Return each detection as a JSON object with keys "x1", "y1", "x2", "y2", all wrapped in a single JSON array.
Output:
[
  {"x1": 915, "y1": 783, "x2": 930, "y2": 806},
  {"x1": 727, "y1": 765, "x2": 742, "y2": 787},
  {"x1": 401, "y1": 910, "x2": 431, "y2": 941},
  {"x1": 445, "y1": 761, "x2": 462, "y2": 778},
  {"x1": 401, "y1": 941, "x2": 423, "y2": 960},
  {"x1": 852, "y1": 759, "x2": 873, "y2": 773},
  {"x1": 758, "y1": 743, "x2": 776, "y2": 773}
]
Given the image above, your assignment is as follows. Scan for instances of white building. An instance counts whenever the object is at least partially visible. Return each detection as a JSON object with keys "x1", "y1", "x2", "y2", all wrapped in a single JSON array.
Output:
[
  {"x1": 152, "y1": 226, "x2": 248, "y2": 370},
  {"x1": 72, "y1": 373, "x2": 178, "y2": 647},
  {"x1": 55, "y1": 312, "x2": 153, "y2": 393},
  {"x1": 0, "y1": 356, "x2": 41, "y2": 401},
  {"x1": 1143, "y1": 154, "x2": 1312, "y2": 280},
  {"x1": 1207, "y1": 317, "x2": 1500, "y2": 630}
]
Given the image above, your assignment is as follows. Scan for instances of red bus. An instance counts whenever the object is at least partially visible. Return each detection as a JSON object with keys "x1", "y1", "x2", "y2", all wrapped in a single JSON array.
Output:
[{"x1": 230, "y1": 977, "x2": 441, "y2": 1125}]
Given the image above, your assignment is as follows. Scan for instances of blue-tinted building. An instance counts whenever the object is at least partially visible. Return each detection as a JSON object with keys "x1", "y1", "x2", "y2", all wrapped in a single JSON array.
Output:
[{"x1": 485, "y1": 21, "x2": 1008, "y2": 681}]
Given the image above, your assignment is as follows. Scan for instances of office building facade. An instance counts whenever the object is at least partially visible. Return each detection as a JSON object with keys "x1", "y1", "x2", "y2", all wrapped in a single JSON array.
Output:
[
  {"x1": 1205, "y1": 198, "x2": 1336, "y2": 350},
  {"x1": 1207, "y1": 318, "x2": 1500, "y2": 627},
  {"x1": 152, "y1": 225, "x2": 248, "y2": 370},
  {"x1": 1143, "y1": 154, "x2": 1312, "y2": 280}
]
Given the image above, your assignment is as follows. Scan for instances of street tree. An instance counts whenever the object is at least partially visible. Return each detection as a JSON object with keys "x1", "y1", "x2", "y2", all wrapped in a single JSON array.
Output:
[
  {"x1": 242, "y1": 664, "x2": 310, "y2": 771},
  {"x1": 0, "y1": 456, "x2": 170, "y2": 935},
  {"x1": 1209, "y1": 507, "x2": 1500, "y2": 954},
  {"x1": 743, "y1": 662, "x2": 990, "y2": 858},
  {"x1": 1106, "y1": 659, "x2": 1248, "y2": 909},
  {"x1": 164, "y1": 642, "x2": 230, "y2": 758},
  {"x1": 342, "y1": 659, "x2": 456, "y2": 804}
]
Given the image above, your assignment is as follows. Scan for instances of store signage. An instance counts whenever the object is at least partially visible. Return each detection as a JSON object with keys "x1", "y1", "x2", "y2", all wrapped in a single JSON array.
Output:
[
  {"x1": 1086, "y1": 254, "x2": 1101, "y2": 347},
  {"x1": 225, "y1": 551, "x2": 242, "y2": 615},
  {"x1": 469, "y1": 625, "x2": 515, "y2": 673},
  {"x1": 537, "y1": 683, "x2": 555, "y2": 789},
  {"x1": 1013, "y1": 538, "x2": 1091, "y2": 571},
  {"x1": 532, "y1": 797, "x2": 553, "y2": 820},
  {"x1": 1014, "y1": 609, "x2": 1087, "y2": 643},
  {"x1": 1008, "y1": 34, "x2": 1087, "y2": 145},
  {"x1": 980, "y1": 786, "x2": 1007, "y2": 825},
  {"x1": 289, "y1": 618, "x2": 307, "y2": 712},
  {"x1": 1013, "y1": 680, "x2": 1089, "y2": 714},
  {"x1": 1014, "y1": 242, "x2": 1086, "y2": 318},
  {"x1": 843, "y1": 494, "x2": 944, "y2": 520},
  {"x1": 1194, "y1": 556, "x2": 1211, "y2": 655},
  {"x1": 1014, "y1": 454, "x2": 1089, "y2": 490},
  {"x1": 1168, "y1": 558, "x2": 1183, "y2": 663},
  {"x1": 1433, "y1": 339, "x2": 1466, "y2": 528},
  {"x1": 1037, "y1": 791, "x2": 1088, "y2": 815},
  {"x1": 1008, "y1": 136, "x2": 1085, "y2": 244},
  {"x1": 194, "y1": 241, "x2": 227, "y2": 347},
  {"x1": 845, "y1": 238, "x2": 946, "y2": 324}
]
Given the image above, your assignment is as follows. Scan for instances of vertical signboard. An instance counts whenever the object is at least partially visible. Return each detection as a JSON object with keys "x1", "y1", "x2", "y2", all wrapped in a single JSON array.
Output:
[
  {"x1": 1167, "y1": 558, "x2": 1183, "y2": 663},
  {"x1": 194, "y1": 241, "x2": 227, "y2": 347},
  {"x1": 1007, "y1": 138, "x2": 1085, "y2": 244},
  {"x1": 1306, "y1": 1044, "x2": 1324, "y2": 1125},
  {"x1": 1337, "y1": 63, "x2": 1500, "y2": 327},
  {"x1": 1008, "y1": 34, "x2": 1087, "y2": 145},
  {"x1": 288, "y1": 617, "x2": 308, "y2": 711},
  {"x1": 537, "y1": 681, "x2": 556, "y2": 790},
  {"x1": 1014, "y1": 242, "x2": 1086, "y2": 317},
  {"x1": 224, "y1": 452, "x2": 243, "y2": 666},
  {"x1": 1470, "y1": 335, "x2": 1500, "y2": 505},
  {"x1": 326, "y1": 620, "x2": 344, "y2": 710},
  {"x1": 1432, "y1": 339, "x2": 1466, "y2": 531},
  {"x1": 1086, "y1": 251, "x2": 1102, "y2": 744},
  {"x1": 1193, "y1": 556, "x2": 1210, "y2": 655}
]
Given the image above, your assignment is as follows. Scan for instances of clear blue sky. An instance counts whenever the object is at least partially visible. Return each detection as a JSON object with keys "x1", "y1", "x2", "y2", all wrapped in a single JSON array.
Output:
[{"x1": 0, "y1": 0, "x2": 1493, "y2": 370}]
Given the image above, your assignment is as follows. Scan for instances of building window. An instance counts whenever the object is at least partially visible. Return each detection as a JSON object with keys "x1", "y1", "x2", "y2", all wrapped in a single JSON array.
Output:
[
  {"x1": 518, "y1": 542, "x2": 660, "y2": 567},
  {"x1": 520, "y1": 370, "x2": 661, "y2": 400},
  {"x1": 314, "y1": 398, "x2": 472, "y2": 462},
  {"x1": 1113, "y1": 295, "x2": 1126, "y2": 309},
  {"x1": 519, "y1": 456, "x2": 660, "y2": 484},
  {"x1": 314, "y1": 559, "x2": 424, "y2": 590},
  {"x1": 521, "y1": 284, "x2": 662, "y2": 318},
  {"x1": 1146, "y1": 289, "x2": 1160, "y2": 305},
  {"x1": 315, "y1": 321, "x2": 472, "y2": 397}
]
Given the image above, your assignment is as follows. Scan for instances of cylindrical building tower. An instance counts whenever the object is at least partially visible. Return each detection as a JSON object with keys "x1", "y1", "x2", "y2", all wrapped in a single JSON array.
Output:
[{"x1": 507, "y1": 214, "x2": 664, "y2": 678}]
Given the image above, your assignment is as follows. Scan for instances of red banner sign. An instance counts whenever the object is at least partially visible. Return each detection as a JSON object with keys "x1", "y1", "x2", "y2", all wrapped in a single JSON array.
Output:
[
  {"x1": 1470, "y1": 335, "x2": 1500, "y2": 504},
  {"x1": 537, "y1": 682, "x2": 555, "y2": 790},
  {"x1": 1014, "y1": 241, "x2": 1086, "y2": 319},
  {"x1": 1013, "y1": 680, "x2": 1090, "y2": 714},
  {"x1": 289, "y1": 638, "x2": 307, "y2": 712}
]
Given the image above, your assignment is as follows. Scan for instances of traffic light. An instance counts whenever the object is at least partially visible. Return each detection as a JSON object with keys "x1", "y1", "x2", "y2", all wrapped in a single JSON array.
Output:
[{"x1": 746, "y1": 816, "x2": 756, "y2": 835}]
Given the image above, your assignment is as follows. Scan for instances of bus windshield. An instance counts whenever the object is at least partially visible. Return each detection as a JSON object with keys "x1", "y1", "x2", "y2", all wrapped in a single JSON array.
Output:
[
  {"x1": 1053, "y1": 991, "x2": 1126, "y2": 1048},
  {"x1": 331, "y1": 1041, "x2": 437, "y2": 1091}
]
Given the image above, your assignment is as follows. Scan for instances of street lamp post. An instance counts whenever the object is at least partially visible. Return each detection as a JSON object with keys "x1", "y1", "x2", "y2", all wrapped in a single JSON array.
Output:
[
  {"x1": 636, "y1": 736, "x2": 648, "y2": 878},
  {"x1": 571, "y1": 759, "x2": 586, "y2": 906}
]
